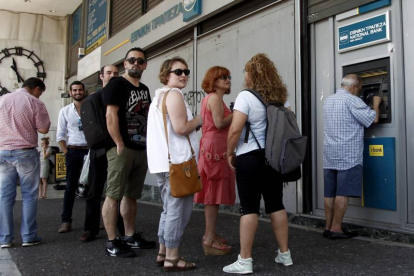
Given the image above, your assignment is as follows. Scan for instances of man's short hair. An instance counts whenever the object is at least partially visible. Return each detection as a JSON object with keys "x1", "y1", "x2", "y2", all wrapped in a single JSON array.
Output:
[
  {"x1": 23, "y1": 77, "x2": 46, "y2": 91},
  {"x1": 124, "y1": 47, "x2": 147, "y2": 60},
  {"x1": 100, "y1": 64, "x2": 118, "y2": 75},
  {"x1": 341, "y1": 74, "x2": 361, "y2": 88},
  {"x1": 69, "y1": 81, "x2": 85, "y2": 91}
]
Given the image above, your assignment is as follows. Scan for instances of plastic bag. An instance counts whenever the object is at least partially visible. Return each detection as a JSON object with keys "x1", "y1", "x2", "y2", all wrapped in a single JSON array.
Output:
[{"x1": 79, "y1": 151, "x2": 90, "y2": 185}]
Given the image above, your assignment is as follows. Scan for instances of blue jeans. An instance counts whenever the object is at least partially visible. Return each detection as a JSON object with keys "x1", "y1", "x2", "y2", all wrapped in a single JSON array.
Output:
[{"x1": 0, "y1": 149, "x2": 40, "y2": 244}]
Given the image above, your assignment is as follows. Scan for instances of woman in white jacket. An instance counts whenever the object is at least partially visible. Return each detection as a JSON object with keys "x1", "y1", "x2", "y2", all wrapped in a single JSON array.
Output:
[{"x1": 147, "y1": 56, "x2": 202, "y2": 272}]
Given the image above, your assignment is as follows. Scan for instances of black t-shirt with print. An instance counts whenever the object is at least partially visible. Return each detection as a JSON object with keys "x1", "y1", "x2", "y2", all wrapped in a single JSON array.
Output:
[{"x1": 103, "y1": 76, "x2": 151, "y2": 150}]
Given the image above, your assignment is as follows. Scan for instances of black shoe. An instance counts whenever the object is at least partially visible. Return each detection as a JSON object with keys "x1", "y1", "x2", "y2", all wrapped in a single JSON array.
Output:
[
  {"x1": 80, "y1": 231, "x2": 96, "y2": 243},
  {"x1": 106, "y1": 237, "x2": 136, "y2": 258},
  {"x1": 123, "y1": 232, "x2": 156, "y2": 249},
  {"x1": 323, "y1": 229, "x2": 330, "y2": 238},
  {"x1": 329, "y1": 231, "x2": 353, "y2": 239}
]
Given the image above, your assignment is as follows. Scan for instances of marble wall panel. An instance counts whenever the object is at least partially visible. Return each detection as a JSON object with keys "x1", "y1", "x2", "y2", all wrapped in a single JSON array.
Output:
[
  {"x1": 0, "y1": 11, "x2": 19, "y2": 40},
  {"x1": 17, "y1": 13, "x2": 40, "y2": 41},
  {"x1": 42, "y1": 16, "x2": 66, "y2": 44}
]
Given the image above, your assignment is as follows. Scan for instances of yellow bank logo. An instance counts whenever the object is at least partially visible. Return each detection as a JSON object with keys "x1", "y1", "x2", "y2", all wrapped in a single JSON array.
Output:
[{"x1": 369, "y1": 145, "x2": 384, "y2": 157}]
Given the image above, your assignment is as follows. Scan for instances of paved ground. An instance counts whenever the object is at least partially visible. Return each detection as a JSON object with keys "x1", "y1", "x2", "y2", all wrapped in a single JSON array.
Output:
[{"x1": 3, "y1": 193, "x2": 414, "y2": 275}]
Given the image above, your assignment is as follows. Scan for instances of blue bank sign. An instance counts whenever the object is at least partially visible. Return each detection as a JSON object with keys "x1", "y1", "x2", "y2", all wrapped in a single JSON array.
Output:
[
  {"x1": 183, "y1": 0, "x2": 202, "y2": 22},
  {"x1": 338, "y1": 11, "x2": 390, "y2": 53},
  {"x1": 131, "y1": 0, "x2": 202, "y2": 43}
]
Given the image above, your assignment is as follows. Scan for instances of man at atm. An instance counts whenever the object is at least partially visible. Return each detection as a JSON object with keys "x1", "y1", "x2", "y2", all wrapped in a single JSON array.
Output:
[{"x1": 323, "y1": 74, "x2": 381, "y2": 239}]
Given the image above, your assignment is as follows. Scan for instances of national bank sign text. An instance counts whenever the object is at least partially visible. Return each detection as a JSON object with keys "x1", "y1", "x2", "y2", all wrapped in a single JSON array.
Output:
[
  {"x1": 338, "y1": 11, "x2": 390, "y2": 53},
  {"x1": 131, "y1": 0, "x2": 202, "y2": 43}
]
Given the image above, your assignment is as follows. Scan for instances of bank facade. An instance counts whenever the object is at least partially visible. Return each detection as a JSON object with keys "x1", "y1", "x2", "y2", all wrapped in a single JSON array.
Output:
[{"x1": 6, "y1": 0, "x2": 412, "y2": 233}]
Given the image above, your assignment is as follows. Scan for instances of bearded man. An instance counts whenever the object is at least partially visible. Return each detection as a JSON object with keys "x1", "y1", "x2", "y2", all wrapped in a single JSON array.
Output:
[
  {"x1": 57, "y1": 81, "x2": 89, "y2": 233},
  {"x1": 101, "y1": 48, "x2": 156, "y2": 257}
]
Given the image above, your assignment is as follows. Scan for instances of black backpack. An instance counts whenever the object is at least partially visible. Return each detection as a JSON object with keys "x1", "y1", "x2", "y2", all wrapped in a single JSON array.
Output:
[{"x1": 80, "y1": 90, "x2": 108, "y2": 150}]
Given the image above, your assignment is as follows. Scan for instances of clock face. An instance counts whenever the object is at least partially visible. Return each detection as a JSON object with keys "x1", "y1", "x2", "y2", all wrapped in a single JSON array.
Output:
[{"x1": 0, "y1": 47, "x2": 46, "y2": 95}]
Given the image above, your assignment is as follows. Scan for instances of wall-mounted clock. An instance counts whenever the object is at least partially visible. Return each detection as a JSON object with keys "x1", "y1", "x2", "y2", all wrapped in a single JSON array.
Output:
[{"x1": 0, "y1": 47, "x2": 46, "y2": 96}]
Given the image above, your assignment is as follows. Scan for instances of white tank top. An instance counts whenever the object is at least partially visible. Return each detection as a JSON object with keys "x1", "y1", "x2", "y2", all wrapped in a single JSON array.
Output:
[{"x1": 147, "y1": 87, "x2": 199, "y2": 173}]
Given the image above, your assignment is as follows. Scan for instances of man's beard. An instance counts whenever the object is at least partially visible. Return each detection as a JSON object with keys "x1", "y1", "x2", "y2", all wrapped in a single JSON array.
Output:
[
  {"x1": 127, "y1": 68, "x2": 143, "y2": 79},
  {"x1": 73, "y1": 96, "x2": 85, "y2": 102}
]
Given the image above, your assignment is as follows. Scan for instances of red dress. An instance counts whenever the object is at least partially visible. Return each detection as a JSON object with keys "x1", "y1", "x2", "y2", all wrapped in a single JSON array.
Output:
[{"x1": 195, "y1": 94, "x2": 236, "y2": 205}]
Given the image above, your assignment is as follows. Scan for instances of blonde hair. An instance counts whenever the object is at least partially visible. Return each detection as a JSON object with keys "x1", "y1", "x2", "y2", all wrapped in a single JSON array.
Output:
[
  {"x1": 41, "y1": 136, "x2": 50, "y2": 145},
  {"x1": 244, "y1": 53, "x2": 287, "y2": 104}
]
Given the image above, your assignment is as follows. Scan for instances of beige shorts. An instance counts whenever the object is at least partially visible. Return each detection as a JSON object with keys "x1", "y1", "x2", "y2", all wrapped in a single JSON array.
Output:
[{"x1": 106, "y1": 147, "x2": 148, "y2": 201}]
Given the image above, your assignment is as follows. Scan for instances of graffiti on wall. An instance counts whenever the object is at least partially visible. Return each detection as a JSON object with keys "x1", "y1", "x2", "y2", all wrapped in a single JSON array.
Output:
[{"x1": 183, "y1": 90, "x2": 205, "y2": 116}]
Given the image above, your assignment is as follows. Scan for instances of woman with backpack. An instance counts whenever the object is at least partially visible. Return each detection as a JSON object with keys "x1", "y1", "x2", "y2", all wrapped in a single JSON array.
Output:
[{"x1": 223, "y1": 53, "x2": 292, "y2": 274}]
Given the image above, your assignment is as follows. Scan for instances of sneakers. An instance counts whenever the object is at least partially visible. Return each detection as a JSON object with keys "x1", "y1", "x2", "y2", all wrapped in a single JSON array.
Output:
[
  {"x1": 1, "y1": 242, "x2": 14, "y2": 249},
  {"x1": 22, "y1": 237, "x2": 42, "y2": 247},
  {"x1": 79, "y1": 231, "x2": 95, "y2": 243},
  {"x1": 123, "y1": 232, "x2": 156, "y2": 249},
  {"x1": 58, "y1": 222, "x2": 72, "y2": 233},
  {"x1": 106, "y1": 237, "x2": 136, "y2": 258},
  {"x1": 223, "y1": 254, "x2": 253, "y2": 274},
  {"x1": 275, "y1": 249, "x2": 293, "y2": 266}
]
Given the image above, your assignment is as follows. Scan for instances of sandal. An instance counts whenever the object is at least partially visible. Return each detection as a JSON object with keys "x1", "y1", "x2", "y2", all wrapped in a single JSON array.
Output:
[
  {"x1": 164, "y1": 257, "x2": 196, "y2": 272},
  {"x1": 203, "y1": 234, "x2": 228, "y2": 244},
  {"x1": 203, "y1": 239, "x2": 231, "y2": 256},
  {"x1": 156, "y1": 253, "x2": 165, "y2": 267}
]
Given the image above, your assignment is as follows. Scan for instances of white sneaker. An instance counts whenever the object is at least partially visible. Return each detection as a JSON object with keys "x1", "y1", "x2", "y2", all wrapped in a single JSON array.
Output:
[
  {"x1": 1, "y1": 242, "x2": 13, "y2": 249},
  {"x1": 223, "y1": 254, "x2": 253, "y2": 274},
  {"x1": 275, "y1": 249, "x2": 293, "y2": 266}
]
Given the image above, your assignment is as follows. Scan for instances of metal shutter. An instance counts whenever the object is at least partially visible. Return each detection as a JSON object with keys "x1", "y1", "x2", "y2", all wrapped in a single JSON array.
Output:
[
  {"x1": 110, "y1": 0, "x2": 142, "y2": 37},
  {"x1": 148, "y1": 0, "x2": 163, "y2": 11},
  {"x1": 308, "y1": 0, "x2": 377, "y2": 23},
  {"x1": 68, "y1": 42, "x2": 79, "y2": 78}
]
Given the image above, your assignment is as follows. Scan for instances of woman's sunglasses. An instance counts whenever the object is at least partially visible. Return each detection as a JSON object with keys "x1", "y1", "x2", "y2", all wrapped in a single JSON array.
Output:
[
  {"x1": 169, "y1": 69, "x2": 191, "y2": 76},
  {"x1": 220, "y1": 76, "x2": 231, "y2": 81},
  {"x1": 126, "y1": 57, "x2": 147, "y2": 65}
]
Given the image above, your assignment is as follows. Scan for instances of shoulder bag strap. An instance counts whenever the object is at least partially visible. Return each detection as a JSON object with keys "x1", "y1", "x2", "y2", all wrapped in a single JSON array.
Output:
[{"x1": 161, "y1": 90, "x2": 195, "y2": 162}]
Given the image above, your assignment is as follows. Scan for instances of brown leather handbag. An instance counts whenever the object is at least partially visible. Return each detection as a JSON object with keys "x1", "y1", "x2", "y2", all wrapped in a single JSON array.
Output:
[{"x1": 162, "y1": 90, "x2": 202, "y2": 198}]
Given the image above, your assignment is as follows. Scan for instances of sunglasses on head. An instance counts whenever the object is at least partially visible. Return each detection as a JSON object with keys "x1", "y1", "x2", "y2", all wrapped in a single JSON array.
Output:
[
  {"x1": 220, "y1": 76, "x2": 231, "y2": 81},
  {"x1": 169, "y1": 69, "x2": 191, "y2": 76},
  {"x1": 126, "y1": 57, "x2": 146, "y2": 65}
]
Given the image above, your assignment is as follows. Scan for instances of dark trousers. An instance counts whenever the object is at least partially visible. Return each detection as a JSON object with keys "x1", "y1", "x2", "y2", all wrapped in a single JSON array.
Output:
[
  {"x1": 61, "y1": 148, "x2": 88, "y2": 223},
  {"x1": 84, "y1": 149, "x2": 125, "y2": 236}
]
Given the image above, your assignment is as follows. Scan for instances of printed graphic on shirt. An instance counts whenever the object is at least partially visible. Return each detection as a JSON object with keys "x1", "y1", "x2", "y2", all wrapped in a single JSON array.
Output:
[{"x1": 126, "y1": 89, "x2": 150, "y2": 146}]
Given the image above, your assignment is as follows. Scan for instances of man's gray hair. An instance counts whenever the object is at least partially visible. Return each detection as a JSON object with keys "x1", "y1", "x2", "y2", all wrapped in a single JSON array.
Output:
[{"x1": 341, "y1": 74, "x2": 361, "y2": 88}]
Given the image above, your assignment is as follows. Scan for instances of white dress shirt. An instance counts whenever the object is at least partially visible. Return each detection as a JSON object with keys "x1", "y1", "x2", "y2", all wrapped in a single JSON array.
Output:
[{"x1": 56, "y1": 103, "x2": 87, "y2": 146}]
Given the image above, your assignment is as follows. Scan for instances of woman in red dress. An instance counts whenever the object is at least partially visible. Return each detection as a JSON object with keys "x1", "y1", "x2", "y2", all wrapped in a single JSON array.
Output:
[{"x1": 195, "y1": 66, "x2": 235, "y2": 255}]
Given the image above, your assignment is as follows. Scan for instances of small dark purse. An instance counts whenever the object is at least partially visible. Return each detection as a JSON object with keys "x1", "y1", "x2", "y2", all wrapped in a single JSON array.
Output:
[{"x1": 162, "y1": 90, "x2": 202, "y2": 198}]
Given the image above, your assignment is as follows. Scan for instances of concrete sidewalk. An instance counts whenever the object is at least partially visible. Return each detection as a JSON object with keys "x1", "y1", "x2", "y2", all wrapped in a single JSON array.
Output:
[{"x1": 3, "y1": 192, "x2": 414, "y2": 275}]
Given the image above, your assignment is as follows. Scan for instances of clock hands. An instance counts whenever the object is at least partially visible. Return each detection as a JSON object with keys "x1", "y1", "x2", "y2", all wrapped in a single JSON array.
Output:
[{"x1": 10, "y1": 58, "x2": 25, "y2": 83}]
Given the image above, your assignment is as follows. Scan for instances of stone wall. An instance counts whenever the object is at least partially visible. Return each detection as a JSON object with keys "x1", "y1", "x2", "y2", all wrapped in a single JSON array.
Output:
[{"x1": 0, "y1": 10, "x2": 68, "y2": 148}]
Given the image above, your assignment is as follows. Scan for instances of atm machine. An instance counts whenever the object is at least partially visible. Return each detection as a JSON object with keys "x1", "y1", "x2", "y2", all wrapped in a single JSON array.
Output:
[
  {"x1": 344, "y1": 58, "x2": 391, "y2": 124},
  {"x1": 343, "y1": 57, "x2": 396, "y2": 211}
]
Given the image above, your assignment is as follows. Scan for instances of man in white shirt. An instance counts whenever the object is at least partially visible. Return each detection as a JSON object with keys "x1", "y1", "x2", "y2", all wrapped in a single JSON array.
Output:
[{"x1": 56, "y1": 81, "x2": 88, "y2": 233}]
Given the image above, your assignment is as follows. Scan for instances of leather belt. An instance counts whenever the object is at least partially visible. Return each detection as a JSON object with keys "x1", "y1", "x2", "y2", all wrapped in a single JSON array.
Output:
[
  {"x1": 67, "y1": 145, "x2": 89, "y2": 150},
  {"x1": 22, "y1": 147, "x2": 35, "y2": 150}
]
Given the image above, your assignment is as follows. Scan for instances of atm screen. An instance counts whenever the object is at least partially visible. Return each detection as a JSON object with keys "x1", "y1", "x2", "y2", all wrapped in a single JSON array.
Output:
[{"x1": 360, "y1": 83, "x2": 381, "y2": 105}]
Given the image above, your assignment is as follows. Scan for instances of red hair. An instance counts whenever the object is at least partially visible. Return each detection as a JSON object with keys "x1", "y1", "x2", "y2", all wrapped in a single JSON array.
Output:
[{"x1": 201, "y1": 66, "x2": 231, "y2": 94}]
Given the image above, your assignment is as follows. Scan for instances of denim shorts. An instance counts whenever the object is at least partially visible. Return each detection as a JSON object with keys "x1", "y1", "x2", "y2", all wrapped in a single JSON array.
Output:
[{"x1": 324, "y1": 165, "x2": 363, "y2": 198}]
